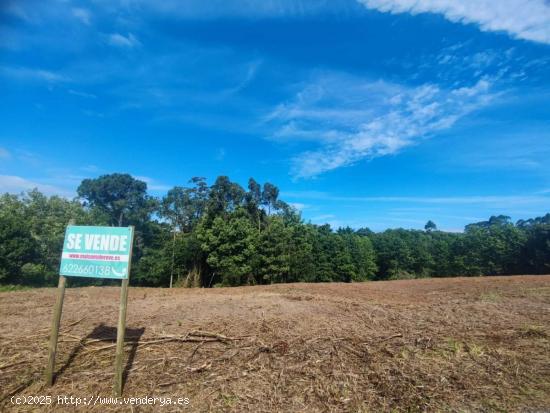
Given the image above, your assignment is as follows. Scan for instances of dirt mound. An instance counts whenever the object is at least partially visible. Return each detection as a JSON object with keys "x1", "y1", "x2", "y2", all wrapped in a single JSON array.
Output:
[{"x1": 1, "y1": 275, "x2": 549, "y2": 412}]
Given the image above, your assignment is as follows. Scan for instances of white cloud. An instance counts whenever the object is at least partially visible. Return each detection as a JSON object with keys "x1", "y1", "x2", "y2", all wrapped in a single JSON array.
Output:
[
  {"x1": 288, "y1": 202, "x2": 308, "y2": 211},
  {"x1": 311, "y1": 213, "x2": 336, "y2": 221},
  {"x1": 107, "y1": 33, "x2": 140, "y2": 48},
  {"x1": 358, "y1": 0, "x2": 550, "y2": 45},
  {"x1": 72, "y1": 8, "x2": 91, "y2": 25},
  {"x1": 221, "y1": 60, "x2": 262, "y2": 96},
  {"x1": 68, "y1": 89, "x2": 97, "y2": 99},
  {"x1": 0, "y1": 175, "x2": 74, "y2": 197},
  {"x1": 134, "y1": 175, "x2": 171, "y2": 191},
  {"x1": 268, "y1": 72, "x2": 495, "y2": 178},
  {"x1": 80, "y1": 165, "x2": 101, "y2": 173}
]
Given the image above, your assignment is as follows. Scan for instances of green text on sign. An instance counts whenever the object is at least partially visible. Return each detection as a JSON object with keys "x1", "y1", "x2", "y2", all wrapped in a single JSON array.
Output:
[{"x1": 60, "y1": 226, "x2": 134, "y2": 279}]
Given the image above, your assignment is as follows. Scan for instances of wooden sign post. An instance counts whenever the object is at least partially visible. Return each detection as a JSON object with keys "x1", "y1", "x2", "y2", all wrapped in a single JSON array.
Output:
[
  {"x1": 45, "y1": 225, "x2": 135, "y2": 396},
  {"x1": 44, "y1": 273, "x2": 67, "y2": 386},
  {"x1": 114, "y1": 231, "x2": 134, "y2": 396}
]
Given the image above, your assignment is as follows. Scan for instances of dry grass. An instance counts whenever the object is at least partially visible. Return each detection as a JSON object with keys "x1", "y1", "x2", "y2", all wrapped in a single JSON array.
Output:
[{"x1": 1, "y1": 275, "x2": 549, "y2": 412}]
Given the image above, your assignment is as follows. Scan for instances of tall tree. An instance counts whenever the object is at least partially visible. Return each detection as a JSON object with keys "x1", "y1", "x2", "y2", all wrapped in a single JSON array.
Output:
[
  {"x1": 197, "y1": 209, "x2": 257, "y2": 286},
  {"x1": 425, "y1": 220, "x2": 437, "y2": 232},
  {"x1": 257, "y1": 216, "x2": 291, "y2": 283},
  {"x1": 0, "y1": 194, "x2": 38, "y2": 283},
  {"x1": 246, "y1": 178, "x2": 264, "y2": 232},
  {"x1": 341, "y1": 233, "x2": 377, "y2": 281},
  {"x1": 161, "y1": 178, "x2": 208, "y2": 233},
  {"x1": 77, "y1": 173, "x2": 154, "y2": 227},
  {"x1": 262, "y1": 182, "x2": 279, "y2": 215},
  {"x1": 207, "y1": 176, "x2": 245, "y2": 219}
]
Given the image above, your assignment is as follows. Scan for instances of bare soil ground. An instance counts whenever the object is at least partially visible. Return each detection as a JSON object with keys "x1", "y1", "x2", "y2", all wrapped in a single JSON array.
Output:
[{"x1": 1, "y1": 275, "x2": 549, "y2": 412}]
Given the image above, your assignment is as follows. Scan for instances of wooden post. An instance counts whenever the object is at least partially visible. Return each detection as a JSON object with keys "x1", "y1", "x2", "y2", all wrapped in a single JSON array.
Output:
[
  {"x1": 45, "y1": 219, "x2": 74, "y2": 386},
  {"x1": 114, "y1": 225, "x2": 134, "y2": 396},
  {"x1": 170, "y1": 229, "x2": 176, "y2": 288},
  {"x1": 45, "y1": 275, "x2": 66, "y2": 385},
  {"x1": 113, "y1": 278, "x2": 129, "y2": 396}
]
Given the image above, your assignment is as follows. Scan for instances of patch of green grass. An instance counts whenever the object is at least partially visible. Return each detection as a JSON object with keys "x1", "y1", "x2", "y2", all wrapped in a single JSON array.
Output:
[
  {"x1": 447, "y1": 339, "x2": 465, "y2": 357},
  {"x1": 479, "y1": 291, "x2": 501, "y2": 302},
  {"x1": 523, "y1": 286, "x2": 550, "y2": 297},
  {"x1": 0, "y1": 284, "x2": 31, "y2": 292},
  {"x1": 439, "y1": 339, "x2": 486, "y2": 360},
  {"x1": 220, "y1": 393, "x2": 239, "y2": 407},
  {"x1": 400, "y1": 348, "x2": 411, "y2": 360},
  {"x1": 465, "y1": 342, "x2": 485, "y2": 358}
]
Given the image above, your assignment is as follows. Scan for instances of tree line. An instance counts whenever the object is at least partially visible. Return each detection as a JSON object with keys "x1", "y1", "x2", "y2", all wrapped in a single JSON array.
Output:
[{"x1": 0, "y1": 173, "x2": 549, "y2": 287}]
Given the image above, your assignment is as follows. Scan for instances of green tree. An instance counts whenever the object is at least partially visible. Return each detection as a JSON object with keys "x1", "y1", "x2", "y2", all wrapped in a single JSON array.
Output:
[
  {"x1": 262, "y1": 182, "x2": 279, "y2": 215},
  {"x1": 425, "y1": 220, "x2": 437, "y2": 232},
  {"x1": 77, "y1": 173, "x2": 155, "y2": 227},
  {"x1": 197, "y1": 209, "x2": 257, "y2": 286},
  {"x1": 0, "y1": 194, "x2": 38, "y2": 283},
  {"x1": 287, "y1": 223, "x2": 315, "y2": 283},
  {"x1": 331, "y1": 235, "x2": 356, "y2": 282},
  {"x1": 245, "y1": 178, "x2": 265, "y2": 233},
  {"x1": 206, "y1": 176, "x2": 245, "y2": 219},
  {"x1": 161, "y1": 177, "x2": 208, "y2": 233},
  {"x1": 23, "y1": 190, "x2": 91, "y2": 283},
  {"x1": 522, "y1": 224, "x2": 550, "y2": 273},
  {"x1": 341, "y1": 233, "x2": 377, "y2": 281},
  {"x1": 257, "y1": 216, "x2": 291, "y2": 283}
]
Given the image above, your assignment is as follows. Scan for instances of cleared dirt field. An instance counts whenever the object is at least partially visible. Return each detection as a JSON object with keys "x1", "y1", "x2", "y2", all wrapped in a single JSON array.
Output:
[{"x1": 1, "y1": 275, "x2": 549, "y2": 412}]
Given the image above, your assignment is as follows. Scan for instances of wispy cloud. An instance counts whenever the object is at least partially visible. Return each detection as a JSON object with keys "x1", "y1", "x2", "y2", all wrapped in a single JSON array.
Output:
[
  {"x1": 135, "y1": 175, "x2": 171, "y2": 192},
  {"x1": 403, "y1": 43, "x2": 524, "y2": 85},
  {"x1": 282, "y1": 190, "x2": 550, "y2": 206},
  {"x1": 358, "y1": 0, "x2": 550, "y2": 45},
  {"x1": 71, "y1": 8, "x2": 91, "y2": 25},
  {"x1": 106, "y1": 33, "x2": 140, "y2": 48},
  {"x1": 0, "y1": 147, "x2": 11, "y2": 159},
  {"x1": 15, "y1": 149, "x2": 44, "y2": 167},
  {"x1": 2, "y1": 1, "x2": 31, "y2": 22},
  {"x1": 215, "y1": 148, "x2": 226, "y2": 161},
  {"x1": 122, "y1": 0, "x2": 357, "y2": 19},
  {"x1": 288, "y1": 202, "x2": 308, "y2": 211},
  {"x1": 68, "y1": 89, "x2": 97, "y2": 99},
  {"x1": 221, "y1": 60, "x2": 262, "y2": 96},
  {"x1": 80, "y1": 165, "x2": 101, "y2": 173},
  {"x1": 311, "y1": 213, "x2": 336, "y2": 221},
  {"x1": 0, "y1": 175, "x2": 74, "y2": 197},
  {"x1": 267, "y1": 72, "x2": 496, "y2": 178},
  {"x1": 0, "y1": 66, "x2": 68, "y2": 83}
]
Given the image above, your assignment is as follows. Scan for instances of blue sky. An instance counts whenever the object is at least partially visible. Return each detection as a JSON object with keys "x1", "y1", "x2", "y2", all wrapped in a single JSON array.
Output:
[{"x1": 1, "y1": 0, "x2": 549, "y2": 231}]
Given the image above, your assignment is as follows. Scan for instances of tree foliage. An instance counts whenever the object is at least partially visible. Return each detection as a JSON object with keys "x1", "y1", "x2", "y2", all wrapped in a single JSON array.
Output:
[
  {"x1": 1, "y1": 174, "x2": 549, "y2": 287},
  {"x1": 77, "y1": 173, "x2": 155, "y2": 227}
]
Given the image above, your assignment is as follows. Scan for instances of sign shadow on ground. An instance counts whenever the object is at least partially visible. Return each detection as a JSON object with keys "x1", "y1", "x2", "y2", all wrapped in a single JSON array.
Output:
[{"x1": 54, "y1": 323, "x2": 145, "y2": 391}]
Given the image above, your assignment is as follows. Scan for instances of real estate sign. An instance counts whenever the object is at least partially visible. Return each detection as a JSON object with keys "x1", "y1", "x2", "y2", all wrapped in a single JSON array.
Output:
[{"x1": 59, "y1": 226, "x2": 134, "y2": 279}]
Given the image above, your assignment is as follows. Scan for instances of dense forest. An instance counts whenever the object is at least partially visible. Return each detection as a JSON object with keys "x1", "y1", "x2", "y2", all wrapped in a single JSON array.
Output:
[{"x1": 0, "y1": 173, "x2": 549, "y2": 288}]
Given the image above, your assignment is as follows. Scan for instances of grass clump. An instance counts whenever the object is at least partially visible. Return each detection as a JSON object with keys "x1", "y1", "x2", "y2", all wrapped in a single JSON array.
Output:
[
  {"x1": 519, "y1": 325, "x2": 547, "y2": 339},
  {"x1": 0, "y1": 284, "x2": 31, "y2": 292}
]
